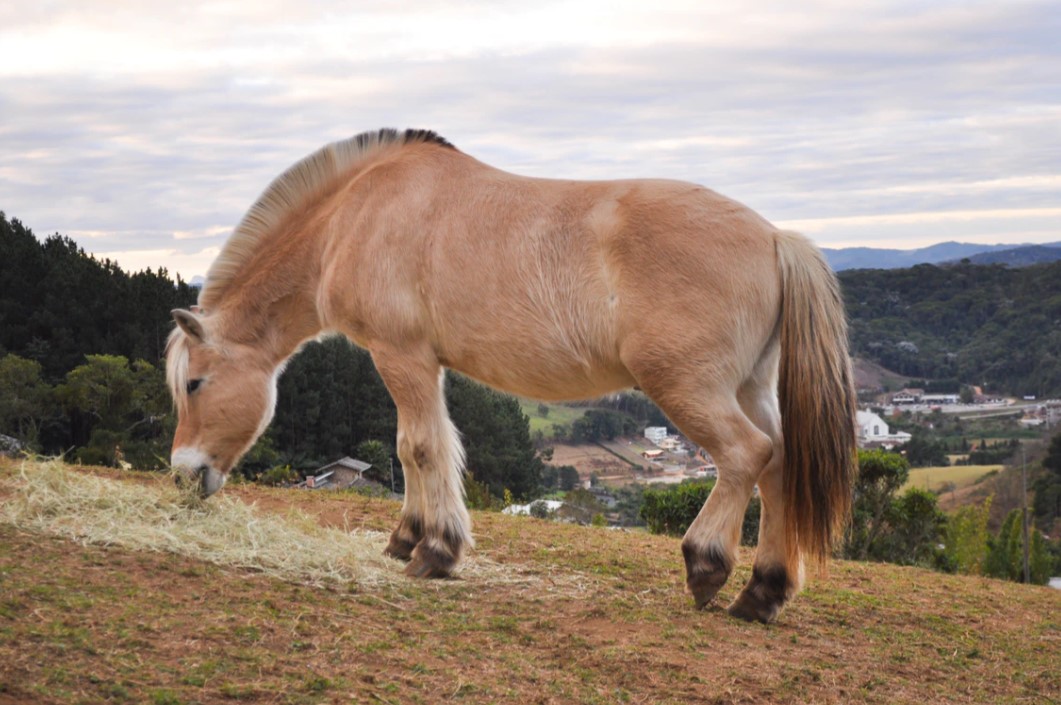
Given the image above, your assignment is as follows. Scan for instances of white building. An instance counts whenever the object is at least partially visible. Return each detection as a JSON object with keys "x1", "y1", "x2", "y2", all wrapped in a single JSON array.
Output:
[
  {"x1": 503, "y1": 499, "x2": 564, "y2": 516},
  {"x1": 921, "y1": 394, "x2": 960, "y2": 405},
  {"x1": 656, "y1": 437, "x2": 682, "y2": 451},
  {"x1": 856, "y1": 410, "x2": 912, "y2": 448},
  {"x1": 644, "y1": 426, "x2": 668, "y2": 444}
]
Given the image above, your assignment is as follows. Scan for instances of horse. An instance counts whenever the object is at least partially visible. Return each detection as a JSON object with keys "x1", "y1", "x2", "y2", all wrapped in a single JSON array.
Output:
[{"x1": 166, "y1": 128, "x2": 857, "y2": 623}]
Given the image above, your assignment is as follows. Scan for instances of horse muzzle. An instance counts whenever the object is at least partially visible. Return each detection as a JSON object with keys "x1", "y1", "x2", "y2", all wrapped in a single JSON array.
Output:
[{"x1": 171, "y1": 448, "x2": 227, "y2": 498}]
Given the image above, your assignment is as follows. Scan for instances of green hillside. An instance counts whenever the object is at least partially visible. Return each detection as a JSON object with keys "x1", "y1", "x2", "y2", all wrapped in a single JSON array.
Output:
[{"x1": 840, "y1": 261, "x2": 1061, "y2": 396}]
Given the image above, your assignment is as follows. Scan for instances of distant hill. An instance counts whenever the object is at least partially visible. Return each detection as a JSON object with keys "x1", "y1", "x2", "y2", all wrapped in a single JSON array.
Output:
[
  {"x1": 949, "y1": 244, "x2": 1061, "y2": 267},
  {"x1": 839, "y1": 259, "x2": 1061, "y2": 397},
  {"x1": 822, "y1": 241, "x2": 1055, "y2": 271}
]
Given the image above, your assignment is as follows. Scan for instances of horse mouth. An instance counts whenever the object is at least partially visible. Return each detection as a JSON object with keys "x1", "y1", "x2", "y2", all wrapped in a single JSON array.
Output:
[{"x1": 174, "y1": 464, "x2": 226, "y2": 498}]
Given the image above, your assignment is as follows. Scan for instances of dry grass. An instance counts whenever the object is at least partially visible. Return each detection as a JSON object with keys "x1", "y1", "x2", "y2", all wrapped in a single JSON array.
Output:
[
  {"x1": 1, "y1": 458, "x2": 1058, "y2": 705},
  {"x1": 903, "y1": 464, "x2": 1002, "y2": 493},
  {"x1": 0, "y1": 459, "x2": 586, "y2": 596},
  {"x1": 0, "y1": 459, "x2": 403, "y2": 587}
]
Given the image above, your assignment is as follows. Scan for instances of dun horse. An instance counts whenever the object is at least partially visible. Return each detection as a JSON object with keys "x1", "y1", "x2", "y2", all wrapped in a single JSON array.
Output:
[{"x1": 167, "y1": 128, "x2": 856, "y2": 623}]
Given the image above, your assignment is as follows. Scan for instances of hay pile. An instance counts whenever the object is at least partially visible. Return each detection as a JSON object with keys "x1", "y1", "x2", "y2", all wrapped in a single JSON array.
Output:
[
  {"x1": 1, "y1": 460, "x2": 594, "y2": 597},
  {"x1": 0, "y1": 460, "x2": 401, "y2": 588}
]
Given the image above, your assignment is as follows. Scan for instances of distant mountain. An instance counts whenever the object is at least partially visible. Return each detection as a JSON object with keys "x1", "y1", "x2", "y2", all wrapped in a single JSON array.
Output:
[
  {"x1": 949, "y1": 244, "x2": 1061, "y2": 267},
  {"x1": 822, "y1": 241, "x2": 1032, "y2": 271},
  {"x1": 189, "y1": 275, "x2": 205, "y2": 288}
]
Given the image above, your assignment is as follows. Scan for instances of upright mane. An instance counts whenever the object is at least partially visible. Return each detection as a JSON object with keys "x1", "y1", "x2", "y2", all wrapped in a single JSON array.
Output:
[{"x1": 198, "y1": 128, "x2": 454, "y2": 310}]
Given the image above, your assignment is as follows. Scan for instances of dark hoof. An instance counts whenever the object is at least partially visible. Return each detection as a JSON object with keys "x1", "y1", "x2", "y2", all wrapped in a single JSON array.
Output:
[
  {"x1": 383, "y1": 516, "x2": 423, "y2": 562},
  {"x1": 405, "y1": 540, "x2": 459, "y2": 579},
  {"x1": 726, "y1": 565, "x2": 793, "y2": 624},
  {"x1": 682, "y1": 541, "x2": 733, "y2": 609},
  {"x1": 383, "y1": 531, "x2": 417, "y2": 562}
]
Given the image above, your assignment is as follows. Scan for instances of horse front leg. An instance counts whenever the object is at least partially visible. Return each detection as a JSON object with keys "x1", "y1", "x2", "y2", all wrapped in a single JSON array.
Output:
[
  {"x1": 372, "y1": 347, "x2": 473, "y2": 578},
  {"x1": 384, "y1": 466, "x2": 423, "y2": 561}
]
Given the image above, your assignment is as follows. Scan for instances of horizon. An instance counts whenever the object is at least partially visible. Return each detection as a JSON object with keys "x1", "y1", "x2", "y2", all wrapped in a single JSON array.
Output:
[{"x1": 3, "y1": 1, "x2": 1059, "y2": 281}]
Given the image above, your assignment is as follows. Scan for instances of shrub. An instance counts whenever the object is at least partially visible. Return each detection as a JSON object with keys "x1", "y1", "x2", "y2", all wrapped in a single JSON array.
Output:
[
  {"x1": 943, "y1": 497, "x2": 991, "y2": 575},
  {"x1": 640, "y1": 480, "x2": 760, "y2": 544},
  {"x1": 258, "y1": 464, "x2": 298, "y2": 486},
  {"x1": 640, "y1": 482, "x2": 712, "y2": 536}
]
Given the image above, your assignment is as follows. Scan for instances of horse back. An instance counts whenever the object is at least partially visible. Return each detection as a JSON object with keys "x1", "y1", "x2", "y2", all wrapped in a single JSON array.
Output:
[{"x1": 319, "y1": 148, "x2": 781, "y2": 399}]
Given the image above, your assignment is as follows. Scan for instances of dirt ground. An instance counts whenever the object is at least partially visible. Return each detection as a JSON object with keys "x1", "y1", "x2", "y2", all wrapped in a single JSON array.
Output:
[
  {"x1": 546, "y1": 443, "x2": 640, "y2": 484},
  {"x1": 852, "y1": 357, "x2": 910, "y2": 392},
  {"x1": 546, "y1": 441, "x2": 698, "y2": 486},
  {"x1": 1, "y1": 462, "x2": 1059, "y2": 704}
]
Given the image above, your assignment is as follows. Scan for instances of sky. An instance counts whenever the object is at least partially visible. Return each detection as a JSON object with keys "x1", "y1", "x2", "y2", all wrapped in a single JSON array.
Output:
[{"x1": 2, "y1": 0, "x2": 1059, "y2": 281}]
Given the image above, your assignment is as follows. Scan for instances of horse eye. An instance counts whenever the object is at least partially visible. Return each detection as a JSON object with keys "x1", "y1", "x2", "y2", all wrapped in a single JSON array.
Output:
[{"x1": 186, "y1": 379, "x2": 203, "y2": 394}]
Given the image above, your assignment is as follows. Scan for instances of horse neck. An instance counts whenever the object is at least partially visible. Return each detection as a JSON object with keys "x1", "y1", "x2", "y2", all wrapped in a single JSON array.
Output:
[{"x1": 213, "y1": 226, "x2": 326, "y2": 368}]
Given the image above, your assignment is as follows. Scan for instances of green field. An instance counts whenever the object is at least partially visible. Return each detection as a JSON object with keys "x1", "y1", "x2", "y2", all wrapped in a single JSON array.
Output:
[
  {"x1": 903, "y1": 464, "x2": 1002, "y2": 493},
  {"x1": 517, "y1": 398, "x2": 589, "y2": 434}
]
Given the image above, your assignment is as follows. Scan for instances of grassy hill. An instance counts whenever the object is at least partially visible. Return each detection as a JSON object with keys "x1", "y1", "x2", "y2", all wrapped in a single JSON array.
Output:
[
  {"x1": 903, "y1": 465, "x2": 1002, "y2": 494},
  {"x1": 1, "y1": 459, "x2": 1058, "y2": 705},
  {"x1": 516, "y1": 398, "x2": 589, "y2": 435},
  {"x1": 839, "y1": 259, "x2": 1061, "y2": 397}
]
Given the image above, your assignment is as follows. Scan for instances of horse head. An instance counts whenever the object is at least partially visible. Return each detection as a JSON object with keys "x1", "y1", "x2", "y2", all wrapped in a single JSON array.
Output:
[{"x1": 166, "y1": 308, "x2": 278, "y2": 497}]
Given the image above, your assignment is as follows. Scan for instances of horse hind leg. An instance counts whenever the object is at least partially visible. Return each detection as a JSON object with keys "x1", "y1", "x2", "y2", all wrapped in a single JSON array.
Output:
[
  {"x1": 727, "y1": 367, "x2": 801, "y2": 623},
  {"x1": 630, "y1": 362, "x2": 773, "y2": 609},
  {"x1": 372, "y1": 347, "x2": 473, "y2": 578}
]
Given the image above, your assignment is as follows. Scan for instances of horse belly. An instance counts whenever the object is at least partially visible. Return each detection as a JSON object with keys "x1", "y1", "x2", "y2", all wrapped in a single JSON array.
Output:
[
  {"x1": 438, "y1": 304, "x2": 635, "y2": 401},
  {"x1": 447, "y1": 343, "x2": 635, "y2": 401}
]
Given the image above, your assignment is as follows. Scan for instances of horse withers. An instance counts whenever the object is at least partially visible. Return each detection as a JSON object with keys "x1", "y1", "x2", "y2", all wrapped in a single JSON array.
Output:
[{"x1": 166, "y1": 128, "x2": 857, "y2": 623}]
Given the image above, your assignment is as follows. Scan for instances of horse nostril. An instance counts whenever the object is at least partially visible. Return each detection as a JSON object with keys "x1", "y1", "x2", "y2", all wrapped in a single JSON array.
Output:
[{"x1": 174, "y1": 465, "x2": 206, "y2": 490}]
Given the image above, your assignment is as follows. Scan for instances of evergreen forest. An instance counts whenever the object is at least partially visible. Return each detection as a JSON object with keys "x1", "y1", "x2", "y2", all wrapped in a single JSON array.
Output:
[{"x1": 839, "y1": 261, "x2": 1061, "y2": 396}]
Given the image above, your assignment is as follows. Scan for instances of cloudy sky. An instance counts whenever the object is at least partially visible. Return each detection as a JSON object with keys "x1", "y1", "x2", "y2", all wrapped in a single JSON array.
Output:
[{"x1": 2, "y1": 1, "x2": 1059, "y2": 280}]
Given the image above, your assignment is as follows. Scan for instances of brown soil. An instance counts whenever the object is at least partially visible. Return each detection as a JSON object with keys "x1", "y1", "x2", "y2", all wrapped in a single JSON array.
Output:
[
  {"x1": 852, "y1": 357, "x2": 909, "y2": 391},
  {"x1": 546, "y1": 443, "x2": 635, "y2": 478},
  {"x1": 1, "y1": 461, "x2": 1058, "y2": 704}
]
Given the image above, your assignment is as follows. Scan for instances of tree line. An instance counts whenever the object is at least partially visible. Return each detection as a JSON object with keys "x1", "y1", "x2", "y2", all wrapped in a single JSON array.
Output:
[{"x1": 839, "y1": 260, "x2": 1061, "y2": 396}]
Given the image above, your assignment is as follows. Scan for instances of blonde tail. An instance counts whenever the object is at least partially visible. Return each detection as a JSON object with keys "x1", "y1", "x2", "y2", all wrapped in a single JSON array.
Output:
[{"x1": 775, "y1": 230, "x2": 858, "y2": 569}]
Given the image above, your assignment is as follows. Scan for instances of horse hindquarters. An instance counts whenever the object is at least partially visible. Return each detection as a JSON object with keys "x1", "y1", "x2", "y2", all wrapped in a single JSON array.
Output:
[{"x1": 618, "y1": 228, "x2": 854, "y2": 623}]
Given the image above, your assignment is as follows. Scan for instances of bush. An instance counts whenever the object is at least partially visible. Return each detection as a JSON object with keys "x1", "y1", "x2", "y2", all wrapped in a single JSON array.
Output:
[
  {"x1": 640, "y1": 480, "x2": 760, "y2": 544},
  {"x1": 985, "y1": 509, "x2": 1052, "y2": 584},
  {"x1": 529, "y1": 500, "x2": 553, "y2": 519},
  {"x1": 640, "y1": 482, "x2": 713, "y2": 536},
  {"x1": 943, "y1": 497, "x2": 991, "y2": 575},
  {"x1": 258, "y1": 464, "x2": 298, "y2": 487}
]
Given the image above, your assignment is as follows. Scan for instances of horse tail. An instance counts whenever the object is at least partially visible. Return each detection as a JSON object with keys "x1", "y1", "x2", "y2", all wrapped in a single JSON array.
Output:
[{"x1": 775, "y1": 230, "x2": 858, "y2": 570}]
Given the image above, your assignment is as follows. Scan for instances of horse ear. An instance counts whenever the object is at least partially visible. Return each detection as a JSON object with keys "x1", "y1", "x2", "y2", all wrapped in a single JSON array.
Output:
[{"x1": 172, "y1": 309, "x2": 205, "y2": 341}]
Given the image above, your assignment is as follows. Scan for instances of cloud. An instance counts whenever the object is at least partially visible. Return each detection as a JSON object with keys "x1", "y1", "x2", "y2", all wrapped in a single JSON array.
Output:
[
  {"x1": 91, "y1": 247, "x2": 222, "y2": 280},
  {"x1": 1, "y1": 1, "x2": 1059, "y2": 279}
]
